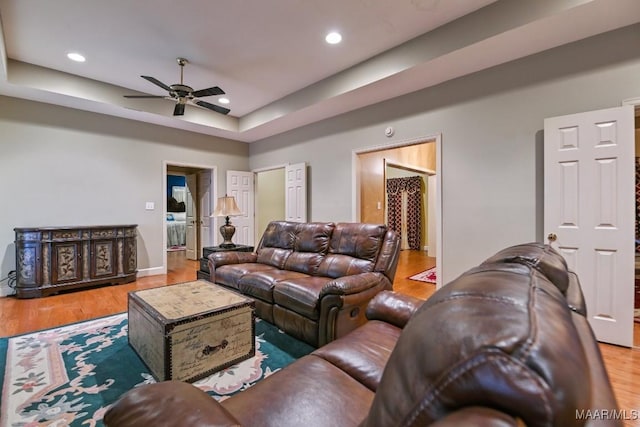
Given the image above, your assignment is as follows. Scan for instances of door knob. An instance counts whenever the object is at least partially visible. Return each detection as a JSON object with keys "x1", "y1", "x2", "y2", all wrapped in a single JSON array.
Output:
[{"x1": 547, "y1": 233, "x2": 557, "y2": 242}]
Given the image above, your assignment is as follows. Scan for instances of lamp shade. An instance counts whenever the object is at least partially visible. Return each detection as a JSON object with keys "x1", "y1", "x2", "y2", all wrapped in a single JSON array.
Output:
[{"x1": 212, "y1": 195, "x2": 242, "y2": 217}]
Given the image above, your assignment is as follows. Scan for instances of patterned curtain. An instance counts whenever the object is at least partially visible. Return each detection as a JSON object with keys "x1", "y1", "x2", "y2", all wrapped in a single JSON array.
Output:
[
  {"x1": 386, "y1": 176, "x2": 423, "y2": 250},
  {"x1": 386, "y1": 178, "x2": 404, "y2": 241}
]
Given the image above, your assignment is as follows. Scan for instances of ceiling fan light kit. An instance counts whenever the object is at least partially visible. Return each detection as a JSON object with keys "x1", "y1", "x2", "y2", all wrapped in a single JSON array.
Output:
[{"x1": 124, "y1": 57, "x2": 230, "y2": 117}]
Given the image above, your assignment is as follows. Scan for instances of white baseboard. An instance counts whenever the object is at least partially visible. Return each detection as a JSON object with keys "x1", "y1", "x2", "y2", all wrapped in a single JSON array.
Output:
[
  {"x1": 137, "y1": 266, "x2": 165, "y2": 277},
  {"x1": 0, "y1": 283, "x2": 16, "y2": 298}
]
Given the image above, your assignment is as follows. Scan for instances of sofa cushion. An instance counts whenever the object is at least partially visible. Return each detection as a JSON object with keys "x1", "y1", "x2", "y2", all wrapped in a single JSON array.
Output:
[
  {"x1": 221, "y1": 355, "x2": 374, "y2": 427},
  {"x1": 257, "y1": 247, "x2": 293, "y2": 269},
  {"x1": 215, "y1": 263, "x2": 276, "y2": 289},
  {"x1": 103, "y1": 381, "x2": 242, "y2": 427},
  {"x1": 316, "y1": 223, "x2": 386, "y2": 278},
  {"x1": 256, "y1": 221, "x2": 298, "y2": 268},
  {"x1": 312, "y1": 320, "x2": 401, "y2": 392},
  {"x1": 273, "y1": 276, "x2": 332, "y2": 320},
  {"x1": 284, "y1": 252, "x2": 325, "y2": 275},
  {"x1": 316, "y1": 254, "x2": 376, "y2": 279},
  {"x1": 258, "y1": 222, "x2": 333, "y2": 275},
  {"x1": 293, "y1": 222, "x2": 334, "y2": 253},
  {"x1": 330, "y1": 223, "x2": 386, "y2": 261},
  {"x1": 239, "y1": 270, "x2": 310, "y2": 303},
  {"x1": 260, "y1": 221, "x2": 298, "y2": 249}
]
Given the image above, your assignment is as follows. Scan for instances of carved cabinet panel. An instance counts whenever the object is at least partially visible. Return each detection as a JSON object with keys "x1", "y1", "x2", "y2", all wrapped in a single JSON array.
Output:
[
  {"x1": 16, "y1": 241, "x2": 40, "y2": 286},
  {"x1": 14, "y1": 225, "x2": 138, "y2": 298},
  {"x1": 90, "y1": 240, "x2": 116, "y2": 279},
  {"x1": 52, "y1": 242, "x2": 82, "y2": 283}
]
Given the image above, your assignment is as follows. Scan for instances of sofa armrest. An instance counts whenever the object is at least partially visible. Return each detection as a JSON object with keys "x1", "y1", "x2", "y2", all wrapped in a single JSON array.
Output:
[
  {"x1": 365, "y1": 290, "x2": 424, "y2": 329},
  {"x1": 208, "y1": 251, "x2": 257, "y2": 270},
  {"x1": 104, "y1": 381, "x2": 241, "y2": 427},
  {"x1": 317, "y1": 273, "x2": 393, "y2": 346},
  {"x1": 320, "y1": 272, "x2": 390, "y2": 297}
]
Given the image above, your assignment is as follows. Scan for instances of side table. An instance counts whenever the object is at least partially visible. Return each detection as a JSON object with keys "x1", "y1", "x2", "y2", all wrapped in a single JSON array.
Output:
[{"x1": 197, "y1": 244, "x2": 254, "y2": 281}]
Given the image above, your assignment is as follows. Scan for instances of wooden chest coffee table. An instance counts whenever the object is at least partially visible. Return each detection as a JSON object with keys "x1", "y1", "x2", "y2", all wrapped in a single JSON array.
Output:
[{"x1": 128, "y1": 280, "x2": 255, "y2": 383}]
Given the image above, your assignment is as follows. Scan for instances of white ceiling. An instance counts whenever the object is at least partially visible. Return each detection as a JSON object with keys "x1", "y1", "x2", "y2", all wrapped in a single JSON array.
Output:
[{"x1": 0, "y1": 0, "x2": 639, "y2": 143}]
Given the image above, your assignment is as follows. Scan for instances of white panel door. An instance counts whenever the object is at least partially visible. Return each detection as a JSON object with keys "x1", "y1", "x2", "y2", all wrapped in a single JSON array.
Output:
[
  {"x1": 544, "y1": 105, "x2": 634, "y2": 347},
  {"x1": 285, "y1": 162, "x2": 307, "y2": 222},
  {"x1": 185, "y1": 173, "x2": 198, "y2": 260},
  {"x1": 198, "y1": 171, "x2": 214, "y2": 250},
  {"x1": 227, "y1": 170, "x2": 254, "y2": 246}
]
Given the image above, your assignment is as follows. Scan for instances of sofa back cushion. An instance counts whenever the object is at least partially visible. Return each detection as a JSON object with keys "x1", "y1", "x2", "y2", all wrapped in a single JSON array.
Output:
[
  {"x1": 256, "y1": 221, "x2": 298, "y2": 269},
  {"x1": 317, "y1": 223, "x2": 386, "y2": 279},
  {"x1": 257, "y1": 221, "x2": 335, "y2": 273},
  {"x1": 362, "y1": 243, "x2": 592, "y2": 427},
  {"x1": 256, "y1": 221, "x2": 394, "y2": 279},
  {"x1": 285, "y1": 222, "x2": 334, "y2": 275},
  {"x1": 481, "y1": 242, "x2": 569, "y2": 294}
]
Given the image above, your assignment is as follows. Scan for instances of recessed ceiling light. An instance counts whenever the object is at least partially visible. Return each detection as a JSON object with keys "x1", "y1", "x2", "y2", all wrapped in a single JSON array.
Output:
[
  {"x1": 325, "y1": 32, "x2": 342, "y2": 45},
  {"x1": 67, "y1": 52, "x2": 86, "y2": 62},
  {"x1": 218, "y1": 97, "x2": 230, "y2": 105}
]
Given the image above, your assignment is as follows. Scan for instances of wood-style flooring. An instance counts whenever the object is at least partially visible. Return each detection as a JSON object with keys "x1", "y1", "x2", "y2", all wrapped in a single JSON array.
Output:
[{"x1": 1, "y1": 250, "x2": 639, "y2": 425}]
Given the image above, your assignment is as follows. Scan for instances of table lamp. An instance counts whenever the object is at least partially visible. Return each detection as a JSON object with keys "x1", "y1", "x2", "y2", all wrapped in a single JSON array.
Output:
[{"x1": 211, "y1": 195, "x2": 242, "y2": 248}]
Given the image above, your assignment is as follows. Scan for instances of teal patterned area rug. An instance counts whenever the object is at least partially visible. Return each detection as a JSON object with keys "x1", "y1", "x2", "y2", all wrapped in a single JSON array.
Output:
[{"x1": 0, "y1": 314, "x2": 313, "y2": 426}]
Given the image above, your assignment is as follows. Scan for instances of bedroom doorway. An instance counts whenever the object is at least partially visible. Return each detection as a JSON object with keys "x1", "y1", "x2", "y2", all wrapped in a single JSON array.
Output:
[{"x1": 163, "y1": 162, "x2": 217, "y2": 274}]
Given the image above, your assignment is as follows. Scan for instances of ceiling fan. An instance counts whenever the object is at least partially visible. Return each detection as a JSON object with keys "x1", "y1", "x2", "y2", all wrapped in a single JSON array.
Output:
[{"x1": 124, "y1": 58, "x2": 230, "y2": 116}]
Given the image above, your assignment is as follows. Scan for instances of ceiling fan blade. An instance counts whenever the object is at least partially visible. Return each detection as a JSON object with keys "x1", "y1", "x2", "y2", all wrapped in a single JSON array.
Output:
[
  {"x1": 195, "y1": 100, "x2": 230, "y2": 115},
  {"x1": 173, "y1": 103, "x2": 186, "y2": 116},
  {"x1": 191, "y1": 86, "x2": 225, "y2": 98},
  {"x1": 141, "y1": 75, "x2": 172, "y2": 92},
  {"x1": 123, "y1": 95, "x2": 166, "y2": 98}
]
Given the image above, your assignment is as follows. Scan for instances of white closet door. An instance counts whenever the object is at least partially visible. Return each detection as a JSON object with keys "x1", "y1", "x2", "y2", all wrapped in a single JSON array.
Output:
[
  {"x1": 544, "y1": 105, "x2": 634, "y2": 347},
  {"x1": 227, "y1": 170, "x2": 254, "y2": 246},
  {"x1": 285, "y1": 162, "x2": 307, "y2": 222}
]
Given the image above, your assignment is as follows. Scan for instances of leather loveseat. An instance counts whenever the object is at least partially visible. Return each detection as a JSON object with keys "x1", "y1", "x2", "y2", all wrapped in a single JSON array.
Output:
[
  {"x1": 105, "y1": 243, "x2": 620, "y2": 427},
  {"x1": 207, "y1": 221, "x2": 400, "y2": 347}
]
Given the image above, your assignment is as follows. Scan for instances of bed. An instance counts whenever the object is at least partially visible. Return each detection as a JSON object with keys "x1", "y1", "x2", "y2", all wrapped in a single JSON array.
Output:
[{"x1": 166, "y1": 212, "x2": 186, "y2": 247}]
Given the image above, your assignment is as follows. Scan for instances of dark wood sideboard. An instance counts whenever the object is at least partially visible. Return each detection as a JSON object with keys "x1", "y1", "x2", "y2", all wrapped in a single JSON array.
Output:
[{"x1": 14, "y1": 225, "x2": 138, "y2": 298}]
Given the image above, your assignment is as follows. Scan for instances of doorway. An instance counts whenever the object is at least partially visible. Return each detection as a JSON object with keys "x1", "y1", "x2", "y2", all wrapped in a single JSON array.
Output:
[
  {"x1": 384, "y1": 161, "x2": 435, "y2": 254},
  {"x1": 353, "y1": 135, "x2": 442, "y2": 288},
  {"x1": 255, "y1": 167, "x2": 286, "y2": 243},
  {"x1": 163, "y1": 162, "x2": 217, "y2": 274}
]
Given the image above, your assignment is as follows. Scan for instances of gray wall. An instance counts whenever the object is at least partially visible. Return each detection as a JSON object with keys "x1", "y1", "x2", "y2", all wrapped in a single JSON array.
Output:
[
  {"x1": 0, "y1": 97, "x2": 249, "y2": 295},
  {"x1": 2, "y1": 24, "x2": 639, "y2": 294},
  {"x1": 250, "y1": 24, "x2": 640, "y2": 284}
]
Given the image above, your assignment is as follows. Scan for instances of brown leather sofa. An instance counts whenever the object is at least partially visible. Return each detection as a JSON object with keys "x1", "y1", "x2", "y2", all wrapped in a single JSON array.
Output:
[
  {"x1": 105, "y1": 243, "x2": 620, "y2": 427},
  {"x1": 206, "y1": 221, "x2": 401, "y2": 347}
]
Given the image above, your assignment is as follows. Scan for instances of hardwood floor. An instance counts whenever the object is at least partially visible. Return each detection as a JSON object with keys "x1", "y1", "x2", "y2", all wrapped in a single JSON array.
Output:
[
  {"x1": 0, "y1": 251, "x2": 199, "y2": 336},
  {"x1": 1, "y1": 249, "x2": 639, "y2": 425}
]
